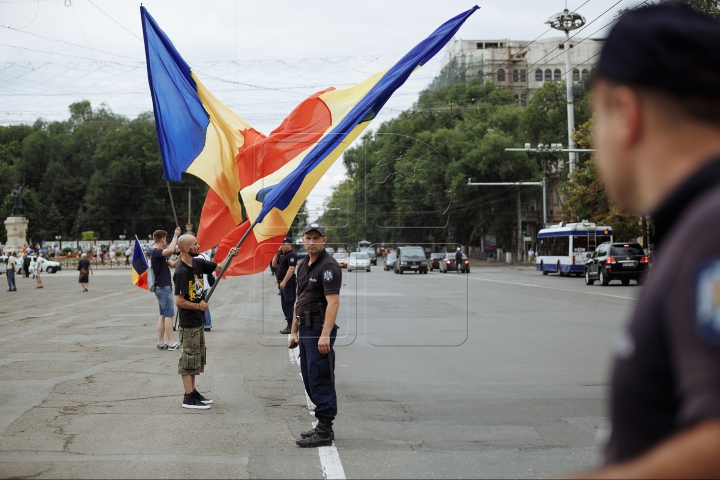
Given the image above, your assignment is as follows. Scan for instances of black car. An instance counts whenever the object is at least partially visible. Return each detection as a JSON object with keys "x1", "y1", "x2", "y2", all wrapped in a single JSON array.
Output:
[
  {"x1": 383, "y1": 252, "x2": 396, "y2": 271},
  {"x1": 584, "y1": 242, "x2": 648, "y2": 286},
  {"x1": 359, "y1": 247, "x2": 377, "y2": 265},
  {"x1": 394, "y1": 245, "x2": 428, "y2": 274},
  {"x1": 427, "y1": 253, "x2": 445, "y2": 270}
]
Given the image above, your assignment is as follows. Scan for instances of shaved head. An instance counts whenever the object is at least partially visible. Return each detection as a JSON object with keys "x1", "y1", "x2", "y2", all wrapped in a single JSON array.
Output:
[{"x1": 178, "y1": 234, "x2": 195, "y2": 250}]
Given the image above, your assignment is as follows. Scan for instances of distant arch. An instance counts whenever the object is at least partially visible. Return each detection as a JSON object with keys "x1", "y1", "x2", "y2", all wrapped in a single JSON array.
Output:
[
  {"x1": 573, "y1": 68, "x2": 580, "y2": 81},
  {"x1": 553, "y1": 68, "x2": 561, "y2": 81},
  {"x1": 544, "y1": 69, "x2": 552, "y2": 81},
  {"x1": 497, "y1": 68, "x2": 505, "y2": 82},
  {"x1": 535, "y1": 69, "x2": 543, "y2": 81}
]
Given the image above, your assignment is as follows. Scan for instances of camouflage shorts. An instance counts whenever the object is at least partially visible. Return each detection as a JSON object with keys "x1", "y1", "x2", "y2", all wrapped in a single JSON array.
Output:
[{"x1": 177, "y1": 326, "x2": 206, "y2": 376}]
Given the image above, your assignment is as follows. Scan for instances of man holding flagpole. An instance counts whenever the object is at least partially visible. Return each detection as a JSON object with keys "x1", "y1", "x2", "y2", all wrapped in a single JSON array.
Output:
[{"x1": 174, "y1": 234, "x2": 237, "y2": 409}]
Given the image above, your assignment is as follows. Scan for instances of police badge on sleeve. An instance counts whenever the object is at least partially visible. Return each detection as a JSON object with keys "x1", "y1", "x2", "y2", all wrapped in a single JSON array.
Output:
[
  {"x1": 695, "y1": 260, "x2": 720, "y2": 343},
  {"x1": 323, "y1": 270, "x2": 333, "y2": 283}
]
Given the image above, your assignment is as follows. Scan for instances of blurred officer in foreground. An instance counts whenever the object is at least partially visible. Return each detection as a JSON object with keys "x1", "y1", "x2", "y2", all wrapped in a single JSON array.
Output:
[
  {"x1": 580, "y1": 3, "x2": 720, "y2": 477},
  {"x1": 289, "y1": 223, "x2": 342, "y2": 447}
]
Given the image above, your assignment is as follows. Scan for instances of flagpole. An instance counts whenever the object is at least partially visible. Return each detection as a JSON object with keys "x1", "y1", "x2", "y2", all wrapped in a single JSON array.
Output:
[
  {"x1": 204, "y1": 219, "x2": 258, "y2": 302},
  {"x1": 166, "y1": 181, "x2": 180, "y2": 229}
]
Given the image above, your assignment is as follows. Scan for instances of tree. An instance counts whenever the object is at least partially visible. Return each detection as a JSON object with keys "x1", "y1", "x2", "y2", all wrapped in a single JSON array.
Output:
[{"x1": 558, "y1": 118, "x2": 642, "y2": 242}]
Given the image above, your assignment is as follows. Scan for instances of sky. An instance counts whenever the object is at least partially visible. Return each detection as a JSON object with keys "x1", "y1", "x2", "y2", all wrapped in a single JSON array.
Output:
[{"x1": 0, "y1": 0, "x2": 643, "y2": 220}]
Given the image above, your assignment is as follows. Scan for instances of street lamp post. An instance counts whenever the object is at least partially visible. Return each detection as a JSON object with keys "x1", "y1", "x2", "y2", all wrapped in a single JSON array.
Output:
[{"x1": 546, "y1": 9, "x2": 586, "y2": 174}]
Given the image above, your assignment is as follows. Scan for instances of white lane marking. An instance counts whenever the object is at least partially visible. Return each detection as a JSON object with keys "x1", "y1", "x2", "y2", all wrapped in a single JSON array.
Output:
[
  {"x1": 442, "y1": 274, "x2": 636, "y2": 300},
  {"x1": 287, "y1": 335, "x2": 345, "y2": 480}
]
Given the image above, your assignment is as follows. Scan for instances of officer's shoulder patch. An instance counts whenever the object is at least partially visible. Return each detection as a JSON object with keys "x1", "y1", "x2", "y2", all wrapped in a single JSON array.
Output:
[
  {"x1": 289, "y1": 257, "x2": 295, "y2": 264},
  {"x1": 695, "y1": 259, "x2": 720, "y2": 342},
  {"x1": 323, "y1": 269, "x2": 334, "y2": 282}
]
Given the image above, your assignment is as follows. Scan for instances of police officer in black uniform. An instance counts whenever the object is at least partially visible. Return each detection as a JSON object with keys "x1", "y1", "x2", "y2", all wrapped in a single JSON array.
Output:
[
  {"x1": 579, "y1": 4, "x2": 720, "y2": 477},
  {"x1": 272, "y1": 236, "x2": 298, "y2": 334},
  {"x1": 289, "y1": 223, "x2": 342, "y2": 448}
]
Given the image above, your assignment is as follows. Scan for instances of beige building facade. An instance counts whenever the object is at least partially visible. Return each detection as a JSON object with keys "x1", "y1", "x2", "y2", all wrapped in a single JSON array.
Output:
[{"x1": 430, "y1": 37, "x2": 604, "y2": 105}]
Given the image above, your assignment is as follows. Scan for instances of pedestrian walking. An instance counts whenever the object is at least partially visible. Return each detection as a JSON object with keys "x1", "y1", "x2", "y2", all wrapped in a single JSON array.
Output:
[
  {"x1": 77, "y1": 253, "x2": 92, "y2": 292},
  {"x1": 5, "y1": 251, "x2": 17, "y2": 292},
  {"x1": 289, "y1": 223, "x2": 342, "y2": 447},
  {"x1": 151, "y1": 227, "x2": 181, "y2": 350},
  {"x1": 22, "y1": 253, "x2": 30, "y2": 278},
  {"x1": 272, "y1": 236, "x2": 297, "y2": 334},
  {"x1": 173, "y1": 234, "x2": 237, "y2": 409},
  {"x1": 577, "y1": 4, "x2": 720, "y2": 477},
  {"x1": 34, "y1": 254, "x2": 43, "y2": 289}
]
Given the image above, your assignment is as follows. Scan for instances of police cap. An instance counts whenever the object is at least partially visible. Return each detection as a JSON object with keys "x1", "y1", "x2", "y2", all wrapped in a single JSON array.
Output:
[
  {"x1": 596, "y1": 3, "x2": 720, "y2": 98},
  {"x1": 302, "y1": 223, "x2": 325, "y2": 236},
  {"x1": 282, "y1": 236, "x2": 293, "y2": 244}
]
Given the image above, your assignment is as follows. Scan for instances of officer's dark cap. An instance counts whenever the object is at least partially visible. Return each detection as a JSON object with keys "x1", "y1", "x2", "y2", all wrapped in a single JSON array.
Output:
[
  {"x1": 282, "y1": 236, "x2": 293, "y2": 244},
  {"x1": 302, "y1": 223, "x2": 325, "y2": 236},
  {"x1": 596, "y1": 3, "x2": 720, "y2": 98}
]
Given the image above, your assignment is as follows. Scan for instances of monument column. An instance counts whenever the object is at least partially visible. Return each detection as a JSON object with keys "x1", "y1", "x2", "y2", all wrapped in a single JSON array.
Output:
[{"x1": 4, "y1": 216, "x2": 29, "y2": 250}]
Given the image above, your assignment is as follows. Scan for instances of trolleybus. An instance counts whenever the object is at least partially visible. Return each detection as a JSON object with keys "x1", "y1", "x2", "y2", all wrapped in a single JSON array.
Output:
[{"x1": 536, "y1": 222, "x2": 613, "y2": 276}]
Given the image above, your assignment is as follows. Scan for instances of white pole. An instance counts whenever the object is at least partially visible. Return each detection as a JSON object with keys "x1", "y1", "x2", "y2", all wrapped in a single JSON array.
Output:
[{"x1": 564, "y1": 29, "x2": 576, "y2": 174}]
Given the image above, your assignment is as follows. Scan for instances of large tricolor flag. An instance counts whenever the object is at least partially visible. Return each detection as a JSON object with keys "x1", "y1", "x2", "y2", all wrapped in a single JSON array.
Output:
[
  {"x1": 212, "y1": 6, "x2": 480, "y2": 275},
  {"x1": 141, "y1": 6, "x2": 256, "y2": 225},
  {"x1": 131, "y1": 236, "x2": 149, "y2": 290}
]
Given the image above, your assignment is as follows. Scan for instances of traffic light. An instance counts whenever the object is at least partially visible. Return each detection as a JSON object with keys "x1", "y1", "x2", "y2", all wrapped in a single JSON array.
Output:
[{"x1": 521, "y1": 222, "x2": 527, "y2": 236}]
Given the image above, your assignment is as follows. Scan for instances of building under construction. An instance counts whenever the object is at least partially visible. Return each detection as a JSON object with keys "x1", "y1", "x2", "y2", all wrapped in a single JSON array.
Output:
[{"x1": 429, "y1": 37, "x2": 604, "y2": 106}]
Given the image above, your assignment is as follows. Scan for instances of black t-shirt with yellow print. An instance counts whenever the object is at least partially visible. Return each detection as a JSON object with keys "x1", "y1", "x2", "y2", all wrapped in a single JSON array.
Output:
[{"x1": 173, "y1": 257, "x2": 217, "y2": 328}]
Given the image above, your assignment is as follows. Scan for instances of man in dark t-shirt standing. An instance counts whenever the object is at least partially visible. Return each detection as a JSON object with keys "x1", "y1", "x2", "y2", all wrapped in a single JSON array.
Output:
[
  {"x1": 272, "y1": 236, "x2": 298, "y2": 334},
  {"x1": 173, "y1": 234, "x2": 237, "y2": 409},
  {"x1": 151, "y1": 227, "x2": 181, "y2": 350}
]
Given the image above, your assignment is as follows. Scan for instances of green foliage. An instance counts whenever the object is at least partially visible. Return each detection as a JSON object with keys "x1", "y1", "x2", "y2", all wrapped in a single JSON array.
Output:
[
  {"x1": 320, "y1": 79, "x2": 544, "y2": 248},
  {"x1": 0, "y1": 103, "x2": 207, "y2": 244},
  {"x1": 81, "y1": 231, "x2": 98, "y2": 241}
]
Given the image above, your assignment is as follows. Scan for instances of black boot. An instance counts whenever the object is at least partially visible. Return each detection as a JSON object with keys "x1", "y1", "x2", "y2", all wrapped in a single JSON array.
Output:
[{"x1": 297, "y1": 417, "x2": 334, "y2": 447}]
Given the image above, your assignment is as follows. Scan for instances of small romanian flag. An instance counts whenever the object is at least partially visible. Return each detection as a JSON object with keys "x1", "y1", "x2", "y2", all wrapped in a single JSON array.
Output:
[{"x1": 132, "y1": 236, "x2": 149, "y2": 290}]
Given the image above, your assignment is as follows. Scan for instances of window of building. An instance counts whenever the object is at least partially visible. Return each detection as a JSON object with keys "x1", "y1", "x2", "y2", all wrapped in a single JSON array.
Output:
[
  {"x1": 498, "y1": 68, "x2": 505, "y2": 82},
  {"x1": 485, "y1": 42, "x2": 499, "y2": 48},
  {"x1": 554, "y1": 68, "x2": 561, "y2": 81},
  {"x1": 535, "y1": 69, "x2": 543, "y2": 81},
  {"x1": 520, "y1": 69, "x2": 526, "y2": 82},
  {"x1": 513, "y1": 69, "x2": 518, "y2": 82},
  {"x1": 573, "y1": 69, "x2": 580, "y2": 81},
  {"x1": 581, "y1": 68, "x2": 589, "y2": 79},
  {"x1": 476, "y1": 42, "x2": 483, "y2": 49},
  {"x1": 545, "y1": 69, "x2": 552, "y2": 81},
  {"x1": 520, "y1": 93, "x2": 527, "y2": 107}
]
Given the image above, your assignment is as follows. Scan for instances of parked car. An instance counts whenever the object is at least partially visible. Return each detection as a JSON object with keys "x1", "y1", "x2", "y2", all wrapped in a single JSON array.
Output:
[
  {"x1": 0, "y1": 255, "x2": 24, "y2": 275},
  {"x1": 325, "y1": 247, "x2": 335, "y2": 254},
  {"x1": 28, "y1": 255, "x2": 63, "y2": 274},
  {"x1": 295, "y1": 246, "x2": 308, "y2": 260},
  {"x1": 427, "y1": 253, "x2": 446, "y2": 271},
  {"x1": 333, "y1": 252, "x2": 349, "y2": 268},
  {"x1": 394, "y1": 245, "x2": 428, "y2": 274},
  {"x1": 358, "y1": 247, "x2": 377, "y2": 265},
  {"x1": 439, "y1": 252, "x2": 470, "y2": 273},
  {"x1": 348, "y1": 252, "x2": 371, "y2": 272},
  {"x1": 584, "y1": 242, "x2": 648, "y2": 286},
  {"x1": 383, "y1": 252, "x2": 397, "y2": 271}
]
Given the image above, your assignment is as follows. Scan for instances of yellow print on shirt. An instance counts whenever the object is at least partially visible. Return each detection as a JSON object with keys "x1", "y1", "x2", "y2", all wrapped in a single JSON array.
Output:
[{"x1": 187, "y1": 275, "x2": 204, "y2": 302}]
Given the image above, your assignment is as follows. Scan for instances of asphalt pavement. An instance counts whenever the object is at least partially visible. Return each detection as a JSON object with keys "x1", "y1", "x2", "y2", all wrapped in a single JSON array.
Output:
[{"x1": 0, "y1": 261, "x2": 638, "y2": 478}]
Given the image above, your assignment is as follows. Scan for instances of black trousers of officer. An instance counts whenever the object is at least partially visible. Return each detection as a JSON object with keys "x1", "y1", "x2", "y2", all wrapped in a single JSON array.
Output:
[
  {"x1": 279, "y1": 278, "x2": 296, "y2": 325},
  {"x1": 298, "y1": 322, "x2": 337, "y2": 420}
]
